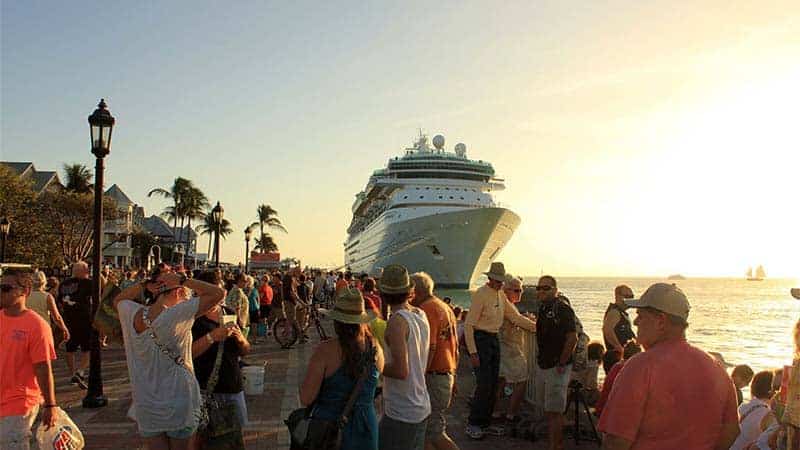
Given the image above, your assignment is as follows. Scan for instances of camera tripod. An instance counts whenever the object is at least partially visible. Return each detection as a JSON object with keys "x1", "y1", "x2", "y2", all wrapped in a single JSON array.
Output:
[{"x1": 565, "y1": 380, "x2": 601, "y2": 446}]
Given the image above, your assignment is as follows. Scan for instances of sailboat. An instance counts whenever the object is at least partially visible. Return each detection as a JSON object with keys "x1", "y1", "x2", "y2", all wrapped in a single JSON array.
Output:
[{"x1": 746, "y1": 265, "x2": 766, "y2": 281}]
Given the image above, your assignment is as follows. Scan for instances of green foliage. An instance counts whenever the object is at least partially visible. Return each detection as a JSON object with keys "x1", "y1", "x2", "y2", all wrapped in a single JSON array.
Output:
[
  {"x1": 0, "y1": 166, "x2": 118, "y2": 267},
  {"x1": 63, "y1": 163, "x2": 93, "y2": 193}
]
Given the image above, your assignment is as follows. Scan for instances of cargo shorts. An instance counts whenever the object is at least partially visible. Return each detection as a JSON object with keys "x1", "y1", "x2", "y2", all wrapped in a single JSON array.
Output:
[
  {"x1": 539, "y1": 364, "x2": 572, "y2": 413},
  {"x1": 424, "y1": 372, "x2": 454, "y2": 439}
]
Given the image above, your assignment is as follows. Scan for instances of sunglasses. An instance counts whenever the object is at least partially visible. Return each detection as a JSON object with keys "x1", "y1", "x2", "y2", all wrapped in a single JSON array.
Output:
[{"x1": 535, "y1": 285, "x2": 553, "y2": 291}]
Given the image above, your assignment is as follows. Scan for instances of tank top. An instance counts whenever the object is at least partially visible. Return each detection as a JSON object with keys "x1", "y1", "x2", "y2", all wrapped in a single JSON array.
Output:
[
  {"x1": 383, "y1": 308, "x2": 431, "y2": 423},
  {"x1": 27, "y1": 291, "x2": 50, "y2": 321},
  {"x1": 603, "y1": 303, "x2": 635, "y2": 349}
]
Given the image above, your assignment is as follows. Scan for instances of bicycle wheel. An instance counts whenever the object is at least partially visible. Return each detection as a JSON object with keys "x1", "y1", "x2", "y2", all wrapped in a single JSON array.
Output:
[{"x1": 272, "y1": 318, "x2": 298, "y2": 348}]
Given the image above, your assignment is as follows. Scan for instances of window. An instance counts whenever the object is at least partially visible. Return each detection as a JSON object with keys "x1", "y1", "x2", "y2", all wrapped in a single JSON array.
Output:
[
  {"x1": 438, "y1": 196, "x2": 443, "y2": 199},
  {"x1": 419, "y1": 196, "x2": 424, "y2": 199},
  {"x1": 403, "y1": 195, "x2": 408, "y2": 199}
]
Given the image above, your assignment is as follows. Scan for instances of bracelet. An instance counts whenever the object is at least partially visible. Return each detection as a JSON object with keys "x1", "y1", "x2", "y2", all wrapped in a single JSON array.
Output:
[{"x1": 205, "y1": 333, "x2": 214, "y2": 344}]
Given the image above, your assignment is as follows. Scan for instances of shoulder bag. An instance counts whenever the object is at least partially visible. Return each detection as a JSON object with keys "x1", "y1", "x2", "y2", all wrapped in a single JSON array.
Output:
[
  {"x1": 286, "y1": 343, "x2": 375, "y2": 450},
  {"x1": 141, "y1": 307, "x2": 244, "y2": 449}
]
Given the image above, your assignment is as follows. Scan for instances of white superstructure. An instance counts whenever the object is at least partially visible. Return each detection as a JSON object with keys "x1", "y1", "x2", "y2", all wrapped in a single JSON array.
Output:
[{"x1": 344, "y1": 133, "x2": 520, "y2": 288}]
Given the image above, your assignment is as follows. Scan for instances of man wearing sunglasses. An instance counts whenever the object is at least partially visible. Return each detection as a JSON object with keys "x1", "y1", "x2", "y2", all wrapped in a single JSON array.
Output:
[
  {"x1": 535, "y1": 275, "x2": 577, "y2": 450},
  {"x1": 598, "y1": 283, "x2": 740, "y2": 450},
  {"x1": 464, "y1": 262, "x2": 536, "y2": 440},
  {"x1": 0, "y1": 268, "x2": 59, "y2": 449}
]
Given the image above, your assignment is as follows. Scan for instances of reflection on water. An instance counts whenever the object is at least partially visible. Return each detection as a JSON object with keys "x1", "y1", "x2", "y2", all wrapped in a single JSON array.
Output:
[{"x1": 437, "y1": 277, "x2": 800, "y2": 373}]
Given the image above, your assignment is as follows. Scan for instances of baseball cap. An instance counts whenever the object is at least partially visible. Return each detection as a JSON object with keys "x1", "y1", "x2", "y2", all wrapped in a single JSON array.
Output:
[{"x1": 625, "y1": 283, "x2": 691, "y2": 321}]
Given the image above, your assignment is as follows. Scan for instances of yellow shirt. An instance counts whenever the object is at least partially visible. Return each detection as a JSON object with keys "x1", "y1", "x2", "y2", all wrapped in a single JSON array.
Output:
[{"x1": 464, "y1": 284, "x2": 535, "y2": 354}]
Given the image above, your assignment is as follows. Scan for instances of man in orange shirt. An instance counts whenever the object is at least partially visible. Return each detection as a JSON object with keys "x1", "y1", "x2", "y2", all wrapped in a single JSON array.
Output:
[
  {"x1": 1, "y1": 268, "x2": 58, "y2": 449},
  {"x1": 411, "y1": 272, "x2": 459, "y2": 450}
]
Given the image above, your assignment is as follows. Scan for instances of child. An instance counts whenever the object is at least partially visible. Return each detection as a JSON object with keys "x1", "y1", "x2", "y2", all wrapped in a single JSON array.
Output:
[
  {"x1": 572, "y1": 341, "x2": 604, "y2": 405},
  {"x1": 732, "y1": 364, "x2": 755, "y2": 405}
]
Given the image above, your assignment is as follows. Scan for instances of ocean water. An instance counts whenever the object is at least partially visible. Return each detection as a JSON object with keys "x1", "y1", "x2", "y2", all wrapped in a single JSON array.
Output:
[{"x1": 438, "y1": 277, "x2": 800, "y2": 373}]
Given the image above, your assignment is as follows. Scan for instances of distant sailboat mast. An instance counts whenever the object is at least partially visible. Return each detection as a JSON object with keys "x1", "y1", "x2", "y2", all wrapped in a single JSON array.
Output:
[
  {"x1": 746, "y1": 265, "x2": 765, "y2": 281},
  {"x1": 755, "y1": 265, "x2": 766, "y2": 279}
]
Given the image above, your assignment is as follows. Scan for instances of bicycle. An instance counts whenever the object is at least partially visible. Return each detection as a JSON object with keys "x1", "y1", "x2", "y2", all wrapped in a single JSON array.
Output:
[{"x1": 303, "y1": 302, "x2": 329, "y2": 342}]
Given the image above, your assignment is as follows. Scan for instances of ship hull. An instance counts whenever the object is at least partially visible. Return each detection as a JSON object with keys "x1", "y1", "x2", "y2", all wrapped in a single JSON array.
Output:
[{"x1": 345, "y1": 207, "x2": 520, "y2": 288}]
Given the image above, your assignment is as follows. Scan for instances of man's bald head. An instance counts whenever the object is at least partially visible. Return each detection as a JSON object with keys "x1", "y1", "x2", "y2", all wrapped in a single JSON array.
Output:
[{"x1": 72, "y1": 261, "x2": 89, "y2": 279}]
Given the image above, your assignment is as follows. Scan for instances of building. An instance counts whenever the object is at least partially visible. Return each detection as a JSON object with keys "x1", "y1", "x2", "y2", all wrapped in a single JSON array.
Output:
[
  {"x1": 103, "y1": 184, "x2": 140, "y2": 268},
  {"x1": 1, "y1": 162, "x2": 64, "y2": 195},
  {"x1": 142, "y1": 215, "x2": 199, "y2": 265}
]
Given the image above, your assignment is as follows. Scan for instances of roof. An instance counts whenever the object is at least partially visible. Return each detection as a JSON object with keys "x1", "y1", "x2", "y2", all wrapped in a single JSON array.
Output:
[
  {"x1": 142, "y1": 215, "x2": 174, "y2": 238},
  {"x1": 0, "y1": 162, "x2": 34, "y2": 176},
  {"x1": 142, "y1": 216, "x2": 197, "y2": 242},
  {"x1": 31, "y1": 171, "x2": 61, "y2": 193},
  {"x1": 105, "y1": 184, "x2": 135, "y2": 206}
]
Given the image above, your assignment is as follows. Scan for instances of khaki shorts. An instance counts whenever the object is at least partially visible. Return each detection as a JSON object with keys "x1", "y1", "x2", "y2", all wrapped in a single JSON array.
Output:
[
  {"x1": 0, "y1": 404, "x2": 39, "y2": 450},
  {"x1": 424, "y1": 373, "x2": 454, "y2": 439},
  {"x1": 539, "y1": 364, "x2": 572, "y2": 413},
  {"x1": 499, "y1": 344, "x2": 528, "y2": 383}
]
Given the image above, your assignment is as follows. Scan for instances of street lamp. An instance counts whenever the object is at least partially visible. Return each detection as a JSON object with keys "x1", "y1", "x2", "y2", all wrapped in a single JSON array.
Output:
[
  {"x1": 84, "y1": 99, "x2": 114, "y2": 409},
  {"x1": 212, "y1": 202, "x2": 223, "y2": 267},
  {"x1": 244, "y1": 227, "x2": 252, "y2": 273},
  {"x1": 0, "y1": 217, "x2": 10, "y2": 263}
]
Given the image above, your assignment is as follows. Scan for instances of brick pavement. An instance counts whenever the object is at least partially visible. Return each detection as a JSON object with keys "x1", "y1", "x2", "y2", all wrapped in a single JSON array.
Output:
[{"x1": 55, "y1": 321, "x2": 598, "y2": 449}]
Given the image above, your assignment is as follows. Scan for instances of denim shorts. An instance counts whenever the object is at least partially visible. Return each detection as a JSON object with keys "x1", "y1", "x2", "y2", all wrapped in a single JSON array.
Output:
[{"x1": 140, "y1": 425, "x2": 196, "y2": 439}]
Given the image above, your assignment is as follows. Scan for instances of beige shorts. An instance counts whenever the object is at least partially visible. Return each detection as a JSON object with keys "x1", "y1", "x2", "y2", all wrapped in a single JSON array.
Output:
[
  {"x1": 0, "y1": 404, "x2": 39, "y2": 450},
  {"x1": 425, "y1": 372, "x2": 454, "y2": 439},
  {"x1": 499, "y1": 345, "x2": 528, "y2": 383},
  {"x1": 539, "y1": 364, "x2": 572, "y2": 413}
]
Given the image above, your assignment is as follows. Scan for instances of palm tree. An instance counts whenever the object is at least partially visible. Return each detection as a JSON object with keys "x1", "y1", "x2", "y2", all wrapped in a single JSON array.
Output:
[
  {"x1": 63, "y1": 163, "x2": 93, "y2": 193},
  {"x1": 251, "y1": 204, "x2": 287, "y2": 242},
  {"x1": 254, "y1": 233, "x2": 278, "y2": 252},
  {"x1": 196, "y1": 210, "x2": 232, "y2": 264},
  {"x1": 178, "y1": 186, "x2": 209, "y2": 255},
  {"x1": 148, "y1": 177, "x2": 191, "y2": 243}
]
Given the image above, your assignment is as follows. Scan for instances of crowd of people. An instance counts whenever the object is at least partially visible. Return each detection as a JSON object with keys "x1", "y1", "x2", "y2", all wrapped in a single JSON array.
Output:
[{"x1": 3, "y1": 259, "x2": 800, "y2": 450}]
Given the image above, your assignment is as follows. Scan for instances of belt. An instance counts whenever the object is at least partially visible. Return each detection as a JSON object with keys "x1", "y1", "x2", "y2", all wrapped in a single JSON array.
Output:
[
  {"x1": 426, "y1": 371, "x2": 454, "y2": 376},
  {"x1": 474, "y1": 329, "x2": 498, "y2": 336}
]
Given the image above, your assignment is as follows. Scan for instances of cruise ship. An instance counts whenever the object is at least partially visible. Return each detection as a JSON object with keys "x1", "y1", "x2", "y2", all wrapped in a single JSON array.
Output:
[{"x1": 344, "y1": 133, "x2": 520, "y2": 288}]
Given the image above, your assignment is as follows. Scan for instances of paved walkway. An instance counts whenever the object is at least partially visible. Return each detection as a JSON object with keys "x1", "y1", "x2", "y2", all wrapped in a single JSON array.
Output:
[{"x1": 56, "y1": 322, "x2": 598, "y2": 449}]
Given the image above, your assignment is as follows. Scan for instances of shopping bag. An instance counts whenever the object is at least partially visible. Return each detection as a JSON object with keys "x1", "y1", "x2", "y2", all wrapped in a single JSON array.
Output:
[
  {"x1": 92, "y1": 283, "x2": 123, "y2": 344},
  {"x1": 35, "y1": 407, "x2": 85, "y2": 450}
]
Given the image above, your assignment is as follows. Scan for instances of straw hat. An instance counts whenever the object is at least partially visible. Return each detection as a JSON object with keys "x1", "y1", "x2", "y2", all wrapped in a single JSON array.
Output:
[
  {"x1": 484, "y1": 262, "x2": 507, "y2": 281},
  {"x1": 328, "y1": 287, "x2": 376, "y2": 324},
  {"x1": 378, "y1": 264, "x2": 414, "y2": 294}
]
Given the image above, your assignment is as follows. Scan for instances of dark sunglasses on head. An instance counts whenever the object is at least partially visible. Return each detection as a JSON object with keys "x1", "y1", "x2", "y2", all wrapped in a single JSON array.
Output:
[{"x1": 535, "y1": 285, "x2": 553, "y2": 291}]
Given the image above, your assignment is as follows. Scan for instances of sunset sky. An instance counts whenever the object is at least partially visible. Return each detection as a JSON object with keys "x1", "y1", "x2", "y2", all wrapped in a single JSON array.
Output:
[{"x1": 3, "y1": 1, "x2": 799, "y2": 277}]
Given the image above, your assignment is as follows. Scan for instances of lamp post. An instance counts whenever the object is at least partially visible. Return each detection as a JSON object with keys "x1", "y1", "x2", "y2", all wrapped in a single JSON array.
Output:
[
  {"x1": 83, "y1": 99, "x2": 114, "y2": 409},
  {"x1": 0, "y1": 217, "x2": 10, "y2": 263},
  {"x1": 212, "y1": 202, "x2": 223, "y2": 267},
  {"x1": 244, "y1": 227, "x2": 252, "y2": 273}
]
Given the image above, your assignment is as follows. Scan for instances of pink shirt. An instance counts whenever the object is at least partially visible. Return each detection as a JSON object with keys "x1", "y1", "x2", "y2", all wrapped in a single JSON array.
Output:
[
  {"x1": 0, "y1": 310, "x2": 57, "y2": 417},
  {"x1": 598, "y1": 339, "x2": 738, "y2": 449}
]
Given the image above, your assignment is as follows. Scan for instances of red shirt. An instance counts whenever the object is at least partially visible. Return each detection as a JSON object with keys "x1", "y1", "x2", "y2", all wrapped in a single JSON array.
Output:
[
  {"x1": 598, "y1": 339, "x2": 738, "y2": 449},
  {"x1": 595, "y1": 360, "x2": 624, "y2": 416},
  {"x1": 0, "y1": 310, "x2": 57, "y2": 417},
  {"x1": 363, "y1": 292, "x2": 382, "y2": 317},
  {"x1": 259, "y1": 284, "x2": 273, "y2": 306}
]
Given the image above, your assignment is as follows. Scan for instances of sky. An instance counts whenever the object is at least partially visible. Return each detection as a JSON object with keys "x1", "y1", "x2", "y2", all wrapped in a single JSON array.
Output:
[{"x1": 3, "y1": 1, "x2": 800, "y2": 277}]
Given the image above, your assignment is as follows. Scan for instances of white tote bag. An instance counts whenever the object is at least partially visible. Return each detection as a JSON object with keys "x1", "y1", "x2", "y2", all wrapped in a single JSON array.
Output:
[{"x1": 34, "y1": 407, "x2": 85, "y2": 450}]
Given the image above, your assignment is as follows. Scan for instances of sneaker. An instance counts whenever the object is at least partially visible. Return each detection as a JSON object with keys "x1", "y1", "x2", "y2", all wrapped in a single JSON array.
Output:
[
  {"x1": 71, "y1": 374, "x2": 88, "y2": 390},
  {"x1": 70, "y1": 373, "x2": 82, "y2": 384},
  {"x1": 465, "y1": 424, "x2": 484, "y2": 440},
  {"x1": 485, "y1": 424, "x2": 505, "y2": 436}
]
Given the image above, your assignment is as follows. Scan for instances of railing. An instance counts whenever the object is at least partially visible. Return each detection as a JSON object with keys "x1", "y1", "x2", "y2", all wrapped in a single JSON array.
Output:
[{"x1": 523, "y1": 330, "x2": 545, "y2": 420}]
